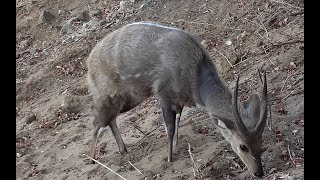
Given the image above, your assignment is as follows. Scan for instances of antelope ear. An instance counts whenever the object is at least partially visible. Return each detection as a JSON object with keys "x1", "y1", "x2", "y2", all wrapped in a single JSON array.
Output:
[
  {"x1": 246, "y1": 94, "x2": 261, "y2": 122},
  {"x1": 216, "y1": 118, "x2": 234, "y2": 141},
  {"x1": 210, "y1": 114, "x2": 236, "y2": 141},
  {"x1": 210, "y1": 114, "x2": 235, "y2": 130}
]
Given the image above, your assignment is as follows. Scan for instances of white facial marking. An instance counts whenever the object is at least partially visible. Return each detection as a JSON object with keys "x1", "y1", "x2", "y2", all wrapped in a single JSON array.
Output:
[{"x1": 237, "y1": 146, "x2": 241, "y2": 153}]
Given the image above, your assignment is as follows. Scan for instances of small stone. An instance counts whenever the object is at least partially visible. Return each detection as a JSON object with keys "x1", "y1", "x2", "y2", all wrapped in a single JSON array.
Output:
[
  {"x1": 225, "y1": 39, "x2": 232, "y2": 46},
  {"x1": 257, "y1": 41, "x2": 263, "y2": 47},
  {"x1": 60, "y1": 17, "x2": 77, "y2": 35},
  {"x1": 99, "y1": 20, "x2": 107, "y2": 26},
  {"x1": 201, "y1": 40, "x2": 208, "y2": 49},
  {"x1": 54, "y1": 25, "x2": 62, "y2": 32},
  {"x1": 16, "y1": 153, "x2": 22, "y2": 158},
  {"x1": 91, "y1": 9, "x2": 102, "y2": 17},
  {"x1": 26, "y1": 114, "x2": 37, "y2": 124},
  {"x1": 289, "y1": 62, "x2": 297, "y2": 68},
  {"x1": 269, "y1": 168, "x2": 277, "y2": 174},
  {"x1": 19, "y1": 40, "x2": 29, "y2": 48},
  {"x1": 77, "y1": 11, "x2": 90, "y2": 22},
  {"x1": 29, "y1": 48, "x2": 39, "y2": 55},
  {"x1": 39, "y1": 10, "x2": 55, "y2": 23}
]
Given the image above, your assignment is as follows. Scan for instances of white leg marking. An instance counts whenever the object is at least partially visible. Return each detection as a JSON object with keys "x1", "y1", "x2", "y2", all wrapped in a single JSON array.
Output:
[
  {"x1": 173, "y1": 114, "x2": 181, "y2": 150},
  {"x1": 163, "y1": 122, "x2": 168, "y2": 137}
]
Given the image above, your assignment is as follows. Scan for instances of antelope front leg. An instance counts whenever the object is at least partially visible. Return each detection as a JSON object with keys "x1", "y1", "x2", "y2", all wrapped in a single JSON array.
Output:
[
  {"x1": 109, "y1": 119, "x2": 127, "y2": 154},
  {"x1": 89, "y1": 126, "x2": 100, "y2": 164},
  {"x1": 173, "y1": 105, "x2": 183, "y2": 150},
  {"x1": 159, "y1": 100, "x2": 177, "y2": 162}
]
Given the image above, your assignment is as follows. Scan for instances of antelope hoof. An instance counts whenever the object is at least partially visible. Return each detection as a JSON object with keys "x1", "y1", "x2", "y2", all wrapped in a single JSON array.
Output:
[{"x1": 120, "y1": 146, "x2": 128, "y2": 155}]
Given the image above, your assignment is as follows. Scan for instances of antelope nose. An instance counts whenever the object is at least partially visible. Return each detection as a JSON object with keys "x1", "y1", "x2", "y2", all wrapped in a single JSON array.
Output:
[{"x1": 254, "y1": 169, "x2": 264, "y2": 178}]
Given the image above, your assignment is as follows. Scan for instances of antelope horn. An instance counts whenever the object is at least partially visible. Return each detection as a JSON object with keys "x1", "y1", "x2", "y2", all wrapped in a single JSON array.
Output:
[
  {"x1": 232, "y1": 76, "x2": 250, "y2": 138},
  {"x1": 254, "y1": 71, "x2": 268, "y2": 136}
]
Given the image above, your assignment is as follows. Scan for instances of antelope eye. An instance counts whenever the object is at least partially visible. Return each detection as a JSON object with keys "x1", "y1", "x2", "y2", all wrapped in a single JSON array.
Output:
[{"x1": 240, "y1": 144, "x2": 249, "y2": 152}]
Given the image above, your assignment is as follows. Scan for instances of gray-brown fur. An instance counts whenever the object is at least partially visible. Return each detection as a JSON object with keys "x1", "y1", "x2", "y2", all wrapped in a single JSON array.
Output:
[{"x1": 86, "y1": 22, "x2": 268, "y2": 178}]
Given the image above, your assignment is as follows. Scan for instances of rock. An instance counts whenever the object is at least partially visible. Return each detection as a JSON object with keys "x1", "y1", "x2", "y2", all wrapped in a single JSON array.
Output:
[
  {"x1": 60, "y1": 17, "x2": 77, "y2": 35},
  {"x1": 19, "y1": 40, "x2": 29, "y2": 48},
  {"x1": 26, "y1": 114, "x2": 37, "y2": 124},
  {"x1": 54, "y1": 25, "x2": 62, "y2": 32},
  {"x1": 99, "y1": 20, "x2": 107, "y2": 26},
  {"x1": 201, "y1": 40, "x2": 208, "y2": 49},
  {"x1": 77, "y1": 11, "x2": 90, "y2": 22},
  {"x1": 61, "y1": 93, "x2": 83, "y2": 114},
  {"x1": 289, "y1": 62, "x2": 297, "y2": 69},
  {"x1": 275, "y1": 121, "x2": 289, "y2": 132},
  {"x1": 225, "y1": 39, "x2": 232, "y2": 46},
  {"x1": 39, "y1": 10, "x2": 55, "y2": 24},
  {"x1": 91, "y1": 9, "x2": 102, "y2": 17},
  {"x1": 29, "y1": 48, "x2": 39, "y2": 55}
]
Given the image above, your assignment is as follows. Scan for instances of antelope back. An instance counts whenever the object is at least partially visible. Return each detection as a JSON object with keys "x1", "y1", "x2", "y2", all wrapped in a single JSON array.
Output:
[{"x1": 86, "y1": 22, "x2": 206, "y2": 102}]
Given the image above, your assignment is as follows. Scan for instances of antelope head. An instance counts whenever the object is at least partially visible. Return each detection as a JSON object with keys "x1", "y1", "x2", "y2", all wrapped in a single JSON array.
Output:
[{"x1": 213, "y1": 72, "x2": 268, "y2": 178}]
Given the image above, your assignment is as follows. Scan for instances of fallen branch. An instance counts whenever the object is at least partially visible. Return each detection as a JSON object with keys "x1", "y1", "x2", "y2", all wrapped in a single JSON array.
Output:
[
  {"x1": 272, "y1": 40, "x2": 304, "y2": 48},
  {"x1": 204, "y1": 149, "x2": 224, "y2": 176},
  {"x1": 162, "y1": 19, "x2": 249, "y2": 31},
  {"x1": 188, "y1": 143, "x2": 203, "y2": 178},
  {"x1": 82, "y1": 154, "x2": 127, "y2": 180},
  {"x1": 293, "y1": 74, "x2": 304, "y2": 85},
  {"x1": 271, "y1": 0, "x2": 304, "y2": 10},
  {"x1": 128, "y1": 160, "x2": 144, "y2": 176},
  {"x1": 281, "y1": 87, "x2": 299, "y2": 102},
  {"x1": 290, "y1": 11, "x2": 304, "y2": 16},
  {"x1": 213, "y1": 48, "x2": 233, "y2": 68},
  {"x1": 131, "y1": 124, "x2": 150, "y2": 137},
  {"x1": 287, "y1": 145, "x2": 296, "y2": 166},
  {"x1": 281, "y1": 73, "x2": 290, "y2": 92}
]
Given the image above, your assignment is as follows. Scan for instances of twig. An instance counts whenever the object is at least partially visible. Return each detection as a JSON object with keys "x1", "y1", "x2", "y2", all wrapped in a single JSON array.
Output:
[
  {"x1": 256, "y1": 7, "x2": 271, "y2": 42},
  {"x1": 281, "y1": 73, "x2": 290, "y2": 92},
  {"x1": 144, "y1": 131, "x2": 161, "y2": 155},
  {"x1": 188, "y1": 143, "x2": 203, "y2": 178},
  {"x1": 290, "y1": 11, "x2": 304, "y2": 16},
  {"x1": 180, "y1": 117, "x2": 211, "y2": 127},
  {"x1": 272, "y1": 40, "x2": 304, "y2": 48},
  {"x1": 204, "y1": 149, "x2": 224, "y2": 176},
  {"x1": 213, "y1": 48, "x2": 233, "y2": 68},
  {"x1": 293, "y1": 74, "x2": 304, "y2": 85},
  {"x1": 281, "y1": 87, "x2": 298, "y2": 102},
  {"x1": 271, "y1": 0, "x2": 304, "y2": 10},
  {"x1": 131, "y1": 124, "x2": 150, "y2": 137},
  {"x1": 233, "y1": 56, "x2": 254, "y2": 67},
  {"x1": 287, "y1": 145, "x2": 296, "y2": 166},
  {"x1": 188, "y1": 143, "x2": 197, "y2": 177},
  {"x1": 82, "y1": 154, "x2": 127, "y2": 180},
  {"x1": 162, "y1": 19, "x2": 249, "y2": 31},
  {"x1": 128, "y1": 161, "x2": 144, "y2": 176}
]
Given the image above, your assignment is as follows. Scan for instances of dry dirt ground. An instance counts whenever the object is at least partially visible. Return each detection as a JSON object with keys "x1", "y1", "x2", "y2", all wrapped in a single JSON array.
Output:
[{"x1": 16, "y1": 0, "x2": 304, "y2": 179}]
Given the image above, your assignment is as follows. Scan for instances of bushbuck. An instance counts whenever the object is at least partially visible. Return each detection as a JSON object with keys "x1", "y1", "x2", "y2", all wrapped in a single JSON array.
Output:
[{"x1": 86, "y1": 22, "x2": 268, "y2": 178}]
